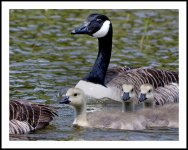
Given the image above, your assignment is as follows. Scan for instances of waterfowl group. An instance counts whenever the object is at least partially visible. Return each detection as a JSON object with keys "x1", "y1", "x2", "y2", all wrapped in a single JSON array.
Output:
[
  {"x1": 69, "y1": 13, "x2": 179, "y2": 129},
  {"x1": 72, "y1": 14, "x2": 178, "y2": 102},
  {"x1": 10, "y1": 13, "x2": 179, "y2": 134}
]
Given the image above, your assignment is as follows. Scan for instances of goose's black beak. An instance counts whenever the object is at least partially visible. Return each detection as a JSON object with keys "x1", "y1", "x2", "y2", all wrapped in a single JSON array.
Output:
[
  {"x1": 139, "y1": 93, "x2": 147, "y2": 102},
  {"x1": 71, "y1": 22, "x2": 90, "y2": 35},
  {"x1": 122, "y1": 92, "x2": 130, "y2": 101},
  {"x1": 59, "y1": 96, "x2": 71, "y2": 104}
]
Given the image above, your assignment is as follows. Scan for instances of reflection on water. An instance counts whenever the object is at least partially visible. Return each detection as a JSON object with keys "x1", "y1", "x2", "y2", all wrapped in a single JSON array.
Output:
[{"x1": 9, "y1": 9, "x2": 178, "y2": 141}]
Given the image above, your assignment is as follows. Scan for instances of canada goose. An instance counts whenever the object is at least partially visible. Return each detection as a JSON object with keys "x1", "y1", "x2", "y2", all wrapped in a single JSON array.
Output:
[
  {"x1": 121, "y1": 84, "x2": 137, "y2": 112},
  {"x1": 9, "y1": 100, "x2": 57, "y2": 134},
  {"x1": 60, "y1": 88, "x2": 178, "y2": 130},
  {"x1": 138, "y1": 83, "x2": 179, "y2": 108},
  {"x1": 72, "y1": 14, "x2": 179, "y2": 101}
]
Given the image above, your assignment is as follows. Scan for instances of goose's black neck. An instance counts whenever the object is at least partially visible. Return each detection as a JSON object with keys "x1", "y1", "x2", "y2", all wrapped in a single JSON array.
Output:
[{"x1": 84, "y1": 24, "x2": 112, "y2": 86}]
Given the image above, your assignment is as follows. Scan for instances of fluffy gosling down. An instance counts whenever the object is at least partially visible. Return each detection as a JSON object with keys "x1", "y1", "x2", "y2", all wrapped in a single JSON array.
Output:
[
  {"x1": 60, "y1": 88, "x2": 178, "y2": 130},
  {"x1": 138, "y1": 83, "x2": 179, "y2": 108},
  {"x1": 121, "y1": 84, "x2": 137, "y2": 112}
]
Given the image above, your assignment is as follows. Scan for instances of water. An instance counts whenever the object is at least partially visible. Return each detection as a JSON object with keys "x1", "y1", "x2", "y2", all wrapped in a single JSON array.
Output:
[{"x1": 9, "y1": 9, "x2": 179, "y2": 141}]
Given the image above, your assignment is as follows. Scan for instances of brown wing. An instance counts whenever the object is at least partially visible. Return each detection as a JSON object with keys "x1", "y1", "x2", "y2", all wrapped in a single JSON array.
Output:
[
  {"x1": 105, "y1": 66, "x2": 131, "y2": 84},
  {"x1": 105, "y1": 67, "x2": 179, "y2": 94},
  {"x1": 9, "y1": 100, "x2": 57, "y2": 134},
  {"x1": 154, "y1": 83, "x2": 179, "y2": 105}
]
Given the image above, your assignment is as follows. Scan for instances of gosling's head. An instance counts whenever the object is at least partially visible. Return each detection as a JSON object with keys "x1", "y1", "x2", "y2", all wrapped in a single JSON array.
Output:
[
  {"x1": 60, "y1": 88, "x2": 85, "y2": 107},
  {"x1": 122, "y1": 84, "x2": 136, "y2": 101},
  {"x1": 139, "y1": 84, "x2": 154, "y2": 102},
  {"x1": 71, "y1": 14, "x2": 112, "y2": 38}
]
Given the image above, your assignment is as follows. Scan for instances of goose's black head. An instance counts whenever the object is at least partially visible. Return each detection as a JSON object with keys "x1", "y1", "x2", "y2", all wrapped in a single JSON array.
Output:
[{"x1": 71, "y1": 14, "x2": 112, "y2": 38}]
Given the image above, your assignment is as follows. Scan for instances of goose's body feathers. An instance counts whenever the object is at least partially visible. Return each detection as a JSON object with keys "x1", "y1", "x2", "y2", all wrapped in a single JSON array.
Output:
[
  {"x1": 106, "y1": 67, "x2": 178, "y2": 95},
  {"x1": 76, "y1": 66, "x2": 178, "y2": 101},
  {"x1": 9, "y1": 100, "x2": 57, "y2": 134}
]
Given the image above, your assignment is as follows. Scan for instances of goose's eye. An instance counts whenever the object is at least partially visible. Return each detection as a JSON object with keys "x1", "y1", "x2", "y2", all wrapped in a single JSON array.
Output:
[
  {"x1": 96, "y1": 19, "x2": 102, "y2": 23},
  {"x1": 148, "y1": 90, "x2": 151, "y2": 93},
  {"x1": 74, "y1": 93, "x2": 78, "y2": 97},
  {"x1": 131, "y1": 89, "x2": 134, "y2": 92}
]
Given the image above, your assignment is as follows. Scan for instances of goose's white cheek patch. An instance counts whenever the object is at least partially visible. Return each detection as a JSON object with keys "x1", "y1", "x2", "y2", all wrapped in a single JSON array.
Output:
[{"x1": 92, "y1": 20, "x2": 110, "y2": 38}]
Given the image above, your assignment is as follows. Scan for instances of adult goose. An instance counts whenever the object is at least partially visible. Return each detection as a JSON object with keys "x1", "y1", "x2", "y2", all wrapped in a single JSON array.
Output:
[
  {"x1": 9, "y1": 100, "x2": 57, "y2": 134},
  {"x1": 71, "y1": 14, "x2": 178, "y2": 101},
  {"x1": 60, "y1": 88, "x2": 178, "y2": 130}
]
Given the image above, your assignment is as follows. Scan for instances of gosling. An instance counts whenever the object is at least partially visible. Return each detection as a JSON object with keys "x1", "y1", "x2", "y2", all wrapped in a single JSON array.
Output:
[{"x1": 138, "y1": 83, "x2": 179, "y2": 108}]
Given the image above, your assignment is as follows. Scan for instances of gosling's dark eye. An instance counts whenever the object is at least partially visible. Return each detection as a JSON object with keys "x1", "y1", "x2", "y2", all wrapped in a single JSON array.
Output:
[
  {"x1": 74, "y1": 93, "x2": 78, "y2": 96},
  {"x1": 96, "y1": 19, "x2": 102, "y2": 23},
  {"x1": 131, "y1": 89, "x2": 134, "y2": 92},
  {"x1": 148, "y1": 90, "x2": 151, "y2": 93}
]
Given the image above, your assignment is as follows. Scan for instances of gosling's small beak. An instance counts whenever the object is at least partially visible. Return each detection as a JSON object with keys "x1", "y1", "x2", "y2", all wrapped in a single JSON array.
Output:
[
  {"x1": 71, "y1": 22, "x2": 90, "y2": 35},
  {"x1": 139, "y1": 93, "x2": 147, "y2": 102},
  {"x1": 59, "y1": 96, "x2": 71, "y2": 104},
  {"x1": 122, "y1": 92, "x2": 130, "y2": 101}
]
